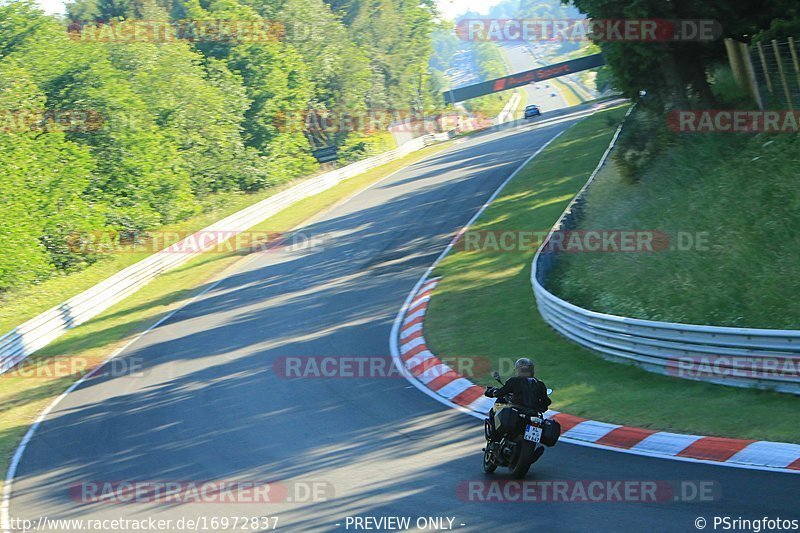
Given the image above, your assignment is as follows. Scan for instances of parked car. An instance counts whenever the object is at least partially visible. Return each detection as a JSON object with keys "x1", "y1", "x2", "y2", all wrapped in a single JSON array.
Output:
[{"x1": 524, "y1": 104, "x2": 541, "y2": 118}]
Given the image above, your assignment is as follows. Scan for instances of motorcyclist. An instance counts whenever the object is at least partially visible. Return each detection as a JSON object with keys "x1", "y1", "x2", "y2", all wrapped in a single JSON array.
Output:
[
  {"x1": 483, "y1": 358, "x2": 553, "y2": 469},
  {"x1": 484, "y1": 357, "x2": 551, "y2": 413}
]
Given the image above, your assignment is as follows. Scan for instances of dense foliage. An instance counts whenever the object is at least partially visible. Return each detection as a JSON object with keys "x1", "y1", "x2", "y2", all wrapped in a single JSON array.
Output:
[
  {"x1": 567, "y1": 0, "x2": 800, "y2": 110},
  {"x1": 0, "y1": 0, "x2": 444, "y2": 291}
]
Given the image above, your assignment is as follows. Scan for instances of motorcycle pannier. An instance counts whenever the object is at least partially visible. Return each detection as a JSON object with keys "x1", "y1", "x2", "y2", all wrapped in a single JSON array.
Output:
[
  {"x1": 494, "y1": 407, "x2": 521, "y2": 436},
  {"x1": 541, "y1": 418, "x2": 561, "y2": 447}
]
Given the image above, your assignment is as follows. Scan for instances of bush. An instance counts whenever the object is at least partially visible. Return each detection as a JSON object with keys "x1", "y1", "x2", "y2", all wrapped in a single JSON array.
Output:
[
  {"x1": 709, "y1": 64, "x2": 750, "y2": 107},
  {"x1": 611, "y1": 108, "x2": 674, "y2": 183},
  {"x1": 337, "y1": 132, "x2": 395, "y2": 164}
]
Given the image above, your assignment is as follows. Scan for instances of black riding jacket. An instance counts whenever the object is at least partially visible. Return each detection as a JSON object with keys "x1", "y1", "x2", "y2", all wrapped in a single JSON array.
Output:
[{"x1": 493, "y1": 377, "x2": 551, "y2": 412}]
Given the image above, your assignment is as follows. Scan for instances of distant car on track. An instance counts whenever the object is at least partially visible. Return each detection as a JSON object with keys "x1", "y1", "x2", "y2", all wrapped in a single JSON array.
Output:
[{"x1": 523, "y1": 104, "x2": 541, "y2": 118}]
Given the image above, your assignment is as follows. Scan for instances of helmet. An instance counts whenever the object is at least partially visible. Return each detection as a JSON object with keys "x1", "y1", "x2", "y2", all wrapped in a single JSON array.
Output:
[{"x1": 514, "y1": 357, "x2": 534, "y2": 377}]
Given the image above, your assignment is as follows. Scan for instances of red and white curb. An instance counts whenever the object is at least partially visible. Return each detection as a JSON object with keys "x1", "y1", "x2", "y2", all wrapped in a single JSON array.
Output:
[
  {"x1": 394, "y1": 277, "x2": 800, "y2": 473},
  {"x1": 398, "y1": 278, "x2": 495, "y2": 413}
]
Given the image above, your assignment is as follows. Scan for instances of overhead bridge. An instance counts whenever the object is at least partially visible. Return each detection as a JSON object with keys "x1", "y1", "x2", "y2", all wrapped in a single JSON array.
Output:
[{"x1": 443, "y1": 53, "x2": 605, "y2": 104}]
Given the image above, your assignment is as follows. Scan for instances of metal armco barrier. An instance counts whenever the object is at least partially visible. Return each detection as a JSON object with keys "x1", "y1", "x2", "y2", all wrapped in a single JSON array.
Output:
[
  {"x1": 530, "y1": 110, "x2": 800, "y2": 394},
  {"x1": 0, "y1": 135, "x2": 437, "y2": 374}
]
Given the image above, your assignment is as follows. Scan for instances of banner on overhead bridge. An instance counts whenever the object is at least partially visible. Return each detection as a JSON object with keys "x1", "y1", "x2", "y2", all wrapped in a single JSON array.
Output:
[{"x1": 443, "y1": 53, "x2": 605, "y2": 104}]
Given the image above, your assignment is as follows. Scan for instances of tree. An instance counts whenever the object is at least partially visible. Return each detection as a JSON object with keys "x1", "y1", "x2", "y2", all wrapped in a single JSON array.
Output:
[
  {"x1": 568, "y1": 0, "x2": 800, "y2": 110},
  {"x1": 0, "y1": 61, "x2": 101, "y2": 287}
]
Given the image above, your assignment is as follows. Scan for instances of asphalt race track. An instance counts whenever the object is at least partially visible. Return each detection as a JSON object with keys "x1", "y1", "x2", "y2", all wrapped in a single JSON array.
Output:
[{"x1": 7, "y1": 107, "x2": 798, "y2": 532}]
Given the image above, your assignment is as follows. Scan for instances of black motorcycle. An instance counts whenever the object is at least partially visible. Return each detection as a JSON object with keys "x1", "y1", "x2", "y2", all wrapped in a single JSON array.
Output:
[{"x1": 482, "y1": 372, "x2": 560, "y2": 478}]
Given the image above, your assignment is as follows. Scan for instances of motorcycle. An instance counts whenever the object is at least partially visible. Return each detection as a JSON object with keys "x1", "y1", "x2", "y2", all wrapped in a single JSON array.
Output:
[{"x1": 482, "y1": 371, "x2": 559, "y2": 478}]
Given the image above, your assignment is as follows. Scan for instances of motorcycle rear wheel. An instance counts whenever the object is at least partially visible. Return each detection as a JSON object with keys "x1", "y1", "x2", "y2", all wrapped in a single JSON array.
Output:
[{"x1": 510, "y1": 441, "x2": 534, "y2": 479}]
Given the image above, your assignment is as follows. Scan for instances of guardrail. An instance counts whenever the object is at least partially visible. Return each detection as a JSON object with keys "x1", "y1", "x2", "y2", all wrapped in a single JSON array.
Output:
[
  {"x1": 530, "y1": 109, "x2": 800, "y2": 394},
  {"x1": 0, "y1": 134, "x2": 438, "y2": 374}
]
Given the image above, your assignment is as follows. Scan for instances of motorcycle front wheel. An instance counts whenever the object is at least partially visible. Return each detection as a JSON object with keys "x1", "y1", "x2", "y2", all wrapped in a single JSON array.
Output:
[{"x1": 483, "y1": 447, "x2": 498, "y2": 473}]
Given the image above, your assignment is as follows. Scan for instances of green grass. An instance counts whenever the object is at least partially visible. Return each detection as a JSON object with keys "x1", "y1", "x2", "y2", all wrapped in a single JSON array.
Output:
[
  {"x1": 550, "y1": 131, "x2": 800, "y2": 329},
  {"x1": 424, "y1": 106, "x2": 800, "y2": 443},
  {"x1": 0, "y1": 141, "x2": 452, "y2": 492},
  {"x1": 550, "y1": 77, "x2": 584, "y2": 106}
]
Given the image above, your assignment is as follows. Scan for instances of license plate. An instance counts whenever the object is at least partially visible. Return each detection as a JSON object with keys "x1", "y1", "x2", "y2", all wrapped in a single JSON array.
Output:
[{"x1": 524, "y1": 424, "x2": 542, "y2": 443}]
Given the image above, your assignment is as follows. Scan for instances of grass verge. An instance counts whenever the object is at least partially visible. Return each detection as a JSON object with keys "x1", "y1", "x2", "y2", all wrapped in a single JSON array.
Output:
[
  {"x1": 550, "y1": 76, "x2": 584, "y2": 106},
  {"x1": 0, "y1": 140, "x2": 452, "y2": 492},
  {"x1": 424, "y1": 106, "x2": 799, "y2": 443},
  {"x1": 550, "y1": 130, "x2": 800, "y2": 329},
  {"x1": 512, "y1": 88, "x2": 528, "y2": 119},
  {"x1": 533, "y1": 74, "x2": 582, "y2": 109}
]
